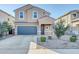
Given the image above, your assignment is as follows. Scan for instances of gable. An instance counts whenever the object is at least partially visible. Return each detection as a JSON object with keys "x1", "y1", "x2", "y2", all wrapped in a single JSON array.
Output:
[
  {"x1": 38, "y1": 16, "x2": 55, "y2": 25},
  {"x1": 14, "y1": 4, "x2": 50, "y2": 15}
]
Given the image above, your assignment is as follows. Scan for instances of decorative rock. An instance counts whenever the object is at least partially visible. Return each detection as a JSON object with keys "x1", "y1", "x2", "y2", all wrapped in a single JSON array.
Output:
[{"x1": 60, "y1": 35, "x2": 70, "y2": 41}]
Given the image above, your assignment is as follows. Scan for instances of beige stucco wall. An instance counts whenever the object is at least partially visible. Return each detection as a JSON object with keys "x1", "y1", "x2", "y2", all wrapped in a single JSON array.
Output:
[
  {"x1": 38, "y1": 16, "x2": 54, "y2": 25},
  {"x1": 72, "y1": 21, "x2": 79, "y2": 27},
  {"x1": 15, "y1": 22, "x2": 54, "y2": 35},
  {"x1": 56, "y1": 11, "x2": 79, "y2": 35},
  {"x1": 37, "y1": 25, "x2": 54, "y2": 36},
  {"x1": 38, "y1": 16, "x2": 54, "y2": 35},
  {"x1": 56, "y1": 14, "x2": 71, "y2": 27},
  {"x1": 15, "y1": 5, "x2": 54, "y2": 35},
  {"x1": 44, "y1": 25, "x2": 54, "y2": 35},
  {"x1": 15, "y1": 22, "x2": 37, "y2": 26},
  {"x1": 69, "y1": 21, "x2": 79, "y2": 34},
  {"x1": 0, "y1": 11, "x2": 15, "y2": 29},
  {"x1": 56, "y1": 12, "x2": 79, "y2": 27},
  {"x1": 15, "y1": 7, "x2": 49, "y2": 22}
]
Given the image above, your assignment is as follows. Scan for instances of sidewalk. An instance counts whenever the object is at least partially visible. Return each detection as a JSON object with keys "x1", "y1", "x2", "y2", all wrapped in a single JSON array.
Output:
[
  {"x1": 28, "y1": 42, "x2": 58, "y2": 54},
  {"x1": 28, "y1": 42, "x2": 79, "y2": 54}
]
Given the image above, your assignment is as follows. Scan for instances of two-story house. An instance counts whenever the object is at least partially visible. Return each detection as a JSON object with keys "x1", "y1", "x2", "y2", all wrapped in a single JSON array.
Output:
[
  {"x1": 14, "y1": 4, "x2": 55, "y2": 35},
  {"x1": 56, "y1": 10, "x2": 79, "y2": 35},
  {"x1": 0, "y1": 9, "x2": 15, "y2": 34}
]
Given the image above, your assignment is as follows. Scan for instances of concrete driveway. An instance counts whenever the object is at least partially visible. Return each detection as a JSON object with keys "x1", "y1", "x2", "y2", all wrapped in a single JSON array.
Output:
[{"x1": 0, "y1": 35, "x2": 36, "y2": 54}]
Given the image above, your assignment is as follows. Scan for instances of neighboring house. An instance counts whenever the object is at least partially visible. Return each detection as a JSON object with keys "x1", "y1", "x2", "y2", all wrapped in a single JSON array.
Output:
[
  {"x1": 0, "y1": 10, "x2": 15, "y2": 34},
  {"x1": 14, "y1": 4, "x2": 55, "y2": 35},
  {"x1": 55, "y1": 10, "x2": 79, "y2": 35}
]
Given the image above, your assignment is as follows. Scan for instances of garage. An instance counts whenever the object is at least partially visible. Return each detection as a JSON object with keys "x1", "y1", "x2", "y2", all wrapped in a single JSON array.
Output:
[{"x1": 17, "y1": 26, "x2": 37, "y2": 35}]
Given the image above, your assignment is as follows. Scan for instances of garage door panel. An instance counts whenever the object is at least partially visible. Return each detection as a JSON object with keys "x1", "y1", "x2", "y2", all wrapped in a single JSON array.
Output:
[{"x1": 17, "y1": 26, "x2": 37, "y2": 35}]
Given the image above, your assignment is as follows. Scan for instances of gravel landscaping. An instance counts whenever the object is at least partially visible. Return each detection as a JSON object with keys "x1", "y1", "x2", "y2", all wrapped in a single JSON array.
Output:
[{"x1": 37, "y1": 35, "x2": 79, "y2": 49}]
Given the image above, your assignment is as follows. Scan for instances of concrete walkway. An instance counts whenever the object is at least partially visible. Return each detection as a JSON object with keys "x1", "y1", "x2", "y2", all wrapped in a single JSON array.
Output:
[{"x1": 28, "y1": 42, "x2": 58, "y2": 54}]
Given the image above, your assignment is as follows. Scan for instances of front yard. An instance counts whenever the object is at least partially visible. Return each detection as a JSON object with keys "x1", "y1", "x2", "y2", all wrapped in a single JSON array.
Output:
[
  {"x1": 35, "y1": 20, "x2": 79, "y2": 49},
  {"x1": 37, "y1": 35, "x2": 79, "y2": 49}
]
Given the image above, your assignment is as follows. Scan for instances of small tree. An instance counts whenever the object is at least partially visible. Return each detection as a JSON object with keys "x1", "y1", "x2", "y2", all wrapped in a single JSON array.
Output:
[
  {"x1": 0, "y1": 21, "x2": 12, "y2": 37},
  {"x1": 54, "y1": 22, "x2": 69, "y2": 38},
  {"x1": 7, "y1": 24, "x2": 12, "y2": 32},
  {"x1": 1, "y1": 21, "x2": 12, "y2": 36},
  {"x1": 2, "y1": 22, "x2": 9, "y2": 36}
]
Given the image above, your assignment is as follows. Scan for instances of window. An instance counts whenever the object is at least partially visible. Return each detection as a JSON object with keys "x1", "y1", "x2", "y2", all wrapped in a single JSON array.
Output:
[
  {"x1": 32, "y1": 11, "x2": 38, "y2": 19},
  {"x1": 72, "y1": 14, "x2": 76, "y2": 17},
  {"x1": 43, "y1": 12, "x2": 45, "y2": 15},
  {"x1": 8, "y1": 18, "x2": 9, "y2": 21},
  {"x1": 19, "y1": 11, "x2": 24, "y2": 18}
]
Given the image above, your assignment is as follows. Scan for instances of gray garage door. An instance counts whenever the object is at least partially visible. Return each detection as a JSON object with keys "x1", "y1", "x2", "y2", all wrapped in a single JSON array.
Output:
[{"x1": 17, "y1": 26, "x2": 37, "y2": 35}]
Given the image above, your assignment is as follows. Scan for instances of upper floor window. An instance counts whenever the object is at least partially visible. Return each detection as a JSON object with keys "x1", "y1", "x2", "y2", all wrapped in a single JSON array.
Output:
[
  {"x1": 72, "y1": 14, "x2": 77, "y2": 18},
  {"x1": 19, "y1": 11, "x2": 24, "y2": 19},
  {"x1": 43, "y1": 12, "x2": 45, "y2": 15},
  {"x1": 8, "y1": 18, "x2": 10, "y2": 21},
  {"x1": 72, "y1": 13, "x2": 77, "y2": 19},
  {"x1": 32, "y1": 11, "x2": 38, "y2": 19}
]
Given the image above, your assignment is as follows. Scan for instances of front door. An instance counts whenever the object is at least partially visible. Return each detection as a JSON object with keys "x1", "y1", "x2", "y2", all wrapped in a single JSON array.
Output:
[{"x1": 41, "y1": 24, "x2": 45, "y2": 35}]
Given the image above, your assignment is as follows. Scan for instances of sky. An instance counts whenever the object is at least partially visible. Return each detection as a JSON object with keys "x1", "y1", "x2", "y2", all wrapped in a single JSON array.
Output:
[{"x1": 0, "y1": 4, "x2": 79, "y2": 19}]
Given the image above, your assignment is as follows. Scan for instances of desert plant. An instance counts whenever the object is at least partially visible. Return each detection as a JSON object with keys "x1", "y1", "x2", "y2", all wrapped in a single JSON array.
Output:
[
  {"x1": 54, "y1": 21, "x2": 69, "y2": 38},
  {"x1": 70, "y1": 35, "x2": 77, "y2": 42},
  {"x1": 40, "y1": 36, "x2": 46, "y2": 42}
]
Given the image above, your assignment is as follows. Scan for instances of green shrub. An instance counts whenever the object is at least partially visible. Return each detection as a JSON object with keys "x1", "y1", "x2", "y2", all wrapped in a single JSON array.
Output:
[
  {"x1": 54, "y1": 22, "x2": 69, "y2": 38},
  {"x1": 70, "y1": 35, "x2": 77, "y2": 42},
  {"x1": 40, "y1": 36, "x2": 46, "y2": 42}
]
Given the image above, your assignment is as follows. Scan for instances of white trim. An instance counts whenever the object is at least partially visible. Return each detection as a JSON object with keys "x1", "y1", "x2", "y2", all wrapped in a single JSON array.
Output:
[
  {"x1": 15, "y1": 26, "x2": 17, "y2": 35},
  {"x1": 19, "y1": 11, "x2": 24, "y2": 19},
  {"x1": 32, "y1": 11, "x2": 38, "y2": 19}
]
